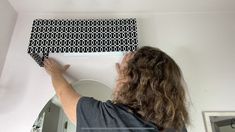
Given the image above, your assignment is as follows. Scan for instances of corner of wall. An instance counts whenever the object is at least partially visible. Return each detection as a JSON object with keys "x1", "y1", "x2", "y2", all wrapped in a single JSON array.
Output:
[{"x1": 0, "y1": 0, "x2": 18, "y2": 77}]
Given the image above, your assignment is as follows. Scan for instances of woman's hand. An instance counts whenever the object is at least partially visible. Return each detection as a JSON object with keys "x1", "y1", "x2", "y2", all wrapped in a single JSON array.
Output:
[
  {"x1": 114, "y1": 52, "x2": 135, "y2": 95},
  {"x1": 115, "y1": 52, "x2": 134, "y2": 76},
  {"x1": 43, "y1": 58, "x2": 70, "y2": 76}
]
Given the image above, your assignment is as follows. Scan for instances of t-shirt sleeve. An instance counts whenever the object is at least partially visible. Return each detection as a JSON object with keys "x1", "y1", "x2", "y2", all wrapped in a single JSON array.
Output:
[
  {"x1": 76, "y1": 96, "x2": 112, "y2": 131},
  {"x1": 75, "y1": 97, "x2": 161, "y2": 132}
]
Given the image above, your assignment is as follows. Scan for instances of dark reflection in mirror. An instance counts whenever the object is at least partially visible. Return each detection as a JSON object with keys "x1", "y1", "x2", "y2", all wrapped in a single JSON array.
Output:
[
  {"x1": 203, "y1": 111, "x2": 235, "y2": 132},
  {"x1": 31, "y1": 80, "x2": 112, "y2": 132},
  {"x1": 210, "y1": 116, "x2": 235, "y2": 132}
]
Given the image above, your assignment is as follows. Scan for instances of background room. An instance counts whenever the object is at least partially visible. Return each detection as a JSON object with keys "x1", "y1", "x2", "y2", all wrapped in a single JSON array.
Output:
[{"x1": 0, "y1": 0, "x2": 235, "y2": 132}]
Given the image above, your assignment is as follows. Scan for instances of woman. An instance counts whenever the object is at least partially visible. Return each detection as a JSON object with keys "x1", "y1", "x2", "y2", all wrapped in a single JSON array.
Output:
[{"x1": 44, "y1": 46, "x2": 189, "y2": 132}]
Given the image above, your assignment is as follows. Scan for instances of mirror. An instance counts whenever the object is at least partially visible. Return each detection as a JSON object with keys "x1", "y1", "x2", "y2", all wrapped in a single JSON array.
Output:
[
  {"x1": 203, "y1": 111, "x2": 235, "y2": 132},
  {"x1": 31, "y1": 80, "x2": 112, "y2": 132}
]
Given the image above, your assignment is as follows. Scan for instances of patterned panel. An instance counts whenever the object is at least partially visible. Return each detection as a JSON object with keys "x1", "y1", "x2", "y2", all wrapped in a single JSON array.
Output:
[{"x1": 28, "y1": 18, "x2": 138, "y2": 66}]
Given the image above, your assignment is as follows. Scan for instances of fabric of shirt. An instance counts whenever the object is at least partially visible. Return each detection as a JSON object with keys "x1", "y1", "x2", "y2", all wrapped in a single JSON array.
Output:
[{"x1": 76, "y1": 96, "x2": 187, "y2": 132}]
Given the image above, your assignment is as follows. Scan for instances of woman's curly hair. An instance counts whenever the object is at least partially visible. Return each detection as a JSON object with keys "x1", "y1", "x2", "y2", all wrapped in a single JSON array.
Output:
[{"x1": 113, "y1": 46, "x2": 189, "y2": 131}]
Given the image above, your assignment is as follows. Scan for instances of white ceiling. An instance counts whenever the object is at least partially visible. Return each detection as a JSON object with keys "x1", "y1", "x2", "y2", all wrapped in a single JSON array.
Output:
[{"x1": 8, "y1": 0, "x2": 235, "y2": 13}]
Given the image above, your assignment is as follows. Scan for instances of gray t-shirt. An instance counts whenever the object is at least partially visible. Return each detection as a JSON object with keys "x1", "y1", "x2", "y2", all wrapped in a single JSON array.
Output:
[{"x1": 76, "y1": 97, "x2": 187, "y2": 132}]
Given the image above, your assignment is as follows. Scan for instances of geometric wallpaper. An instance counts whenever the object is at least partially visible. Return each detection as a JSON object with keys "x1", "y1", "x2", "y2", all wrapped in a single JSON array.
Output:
[{"x1": 28, "y1": 18, "x2": 138, "y2": 66}]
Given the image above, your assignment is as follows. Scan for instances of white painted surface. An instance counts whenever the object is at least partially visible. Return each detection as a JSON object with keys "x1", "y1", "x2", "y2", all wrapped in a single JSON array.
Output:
[
  {"x1": 0, "y1": 0, "x2": 17, "y2": 76},
  {"x1": 8, "y1": 0, "x2": 235, "y2": 13},
  {"x1": 0, "y1": 12, "x2": 235, "y2": 132}
]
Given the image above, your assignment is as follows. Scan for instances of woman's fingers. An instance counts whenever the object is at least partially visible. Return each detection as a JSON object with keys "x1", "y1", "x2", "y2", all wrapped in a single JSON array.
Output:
[
  {"x1": 122, "y1": 52, "x2": 134, "y2": 63},
  {"x1": 43, "y1": 58, "x2": 70, "y2": 75},
  {"x1": 43, "y1": 59, "x2": 49, "y2": 68},
  {"x1": 115, "y1": 63, "x2": 120, "y2": 74},
  {"x1": 125, "y1": 52, "x2": 134, "y2": 61},
  {"x1": 122, "y1": 53, "x2": 130, "y2": 62},
  {"x1": 50, "y1": 58, "x2": 58, "y2": 65},
  {"x1": 44, "y1": 58, "x2": 52, "y2": 66},
  {"x1": 64, "y1": 64, "x2": 70, "y2": 71},
  {"x1": 43, "y1": 58, "x2": 54, "y2": 72},
  {"x1": 44, "y1": 58, "x2": 57, "y2": 68}
]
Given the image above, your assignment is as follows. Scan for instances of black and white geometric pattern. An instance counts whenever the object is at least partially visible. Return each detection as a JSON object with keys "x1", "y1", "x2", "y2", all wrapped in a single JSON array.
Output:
[{"x1": 28, "y1": 18, "x2": 138, "y2": 67}]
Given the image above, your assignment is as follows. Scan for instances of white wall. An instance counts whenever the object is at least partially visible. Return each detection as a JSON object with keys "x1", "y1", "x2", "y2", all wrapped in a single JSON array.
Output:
[
  {"x1": 8, "y1": 0, "x2": 235, "y2": 13},
  {"x1": 0, "y1": 12, "x2": 234, "y2": 132},
  {"x1": 139, "y1": 12, "x2": 235, "y2": 131},
  {"x1": 1, "y1": 1, "x2": 235, "y2": 132},
  {"x1": 0, "y1": 0, "x2": 17, "y2": 76}
]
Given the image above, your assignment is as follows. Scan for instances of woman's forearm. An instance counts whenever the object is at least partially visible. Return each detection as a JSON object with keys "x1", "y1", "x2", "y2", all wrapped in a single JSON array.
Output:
[
  {"x1": 51, "y1": 73, "x2": 80, "y2": 124},
  {"x1": 43, "y1": 58, "x2": 80, "y2": 124},
  {"x1": 51, "y1": 73, "x2": 70, "y2": 94}
]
